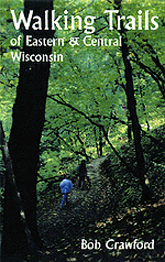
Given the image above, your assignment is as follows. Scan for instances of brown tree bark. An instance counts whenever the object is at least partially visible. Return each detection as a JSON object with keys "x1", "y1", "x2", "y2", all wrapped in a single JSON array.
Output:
[
  {"x1": 114, "y1": 0, "x2": 153, "y2": 200},
  {"x1": 0, "y1": 121, "x2": 28, "y2": 261},
  {"x1": 6, "y1": 0, "x2": 54, "y2": 253}
]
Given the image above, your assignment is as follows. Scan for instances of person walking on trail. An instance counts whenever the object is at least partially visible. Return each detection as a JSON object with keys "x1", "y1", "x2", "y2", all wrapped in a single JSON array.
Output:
[
  {"x1": 60, "y1": 175, "x2": 73, "y2": 208},
  {"x1": 77, "y1": 160, "x2": 91, "y2": 189}
]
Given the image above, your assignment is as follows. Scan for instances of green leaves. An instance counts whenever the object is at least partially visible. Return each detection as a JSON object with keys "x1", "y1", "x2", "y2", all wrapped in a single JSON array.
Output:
[{"x1": 1, "y1": 0, "x2": 165, "y2": 195}]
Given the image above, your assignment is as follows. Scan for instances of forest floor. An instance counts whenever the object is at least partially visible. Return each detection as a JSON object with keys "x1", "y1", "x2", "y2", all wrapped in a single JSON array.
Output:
[{"x1": 35, "y1": 141, "x2": 165, "y2": 262}]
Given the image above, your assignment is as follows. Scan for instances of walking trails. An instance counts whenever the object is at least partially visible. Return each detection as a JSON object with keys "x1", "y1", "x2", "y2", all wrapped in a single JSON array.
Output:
[
  {"x1": 37, "y1": 156, "x2": 109, "y2": 259},
  {"x1": 36, "y1": 155, "x2": 165, "y2": 262}
]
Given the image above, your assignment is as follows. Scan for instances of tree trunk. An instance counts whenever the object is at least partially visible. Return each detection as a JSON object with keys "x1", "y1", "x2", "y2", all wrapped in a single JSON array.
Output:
[
  {"x1": 8, "y1": 0, "x2": 54, "y2": 249},
  {"x1": 122, "y1": 39, "x2": 145, "y2": 182},
  {"x1": 0, "y1": 122, "x2": 28, "y2": 261},
  {"x1": 114, "y1": 0, "x2": 153, "y2": 200},
  {"x1": 99, "y1": 126, "x2": 103, "y2": 156},
  {"x1": 126, "y1": 103, "x2": 132, "y2": 141}
]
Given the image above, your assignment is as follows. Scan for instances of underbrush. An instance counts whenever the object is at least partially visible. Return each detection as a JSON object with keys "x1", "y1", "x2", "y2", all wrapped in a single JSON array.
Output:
[
  {"x1": 100, "y1": 124, "x2": 165, "y2": 215},
  {"x1": 35, "y1": 125, "x2": 165, "y2": 262}
]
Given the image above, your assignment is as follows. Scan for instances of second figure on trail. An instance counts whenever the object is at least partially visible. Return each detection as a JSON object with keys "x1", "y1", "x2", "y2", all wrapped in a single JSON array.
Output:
[{"x1": 77, "y1": 160, "x2": 90, "y2": 189}]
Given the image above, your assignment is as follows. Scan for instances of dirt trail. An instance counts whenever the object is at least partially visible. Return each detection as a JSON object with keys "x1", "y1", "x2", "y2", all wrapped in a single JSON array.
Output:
[
  {"x1": 59, "y1": 156, "x2": 108, "y2": 217},
  {"x1": 35, "y1": 153, "x2": 165, "y2": 262},
  {"x1": 67, "y1": 156, "x2": 107, "y2": 207},
  {"x1": 37, "y1": 156, "x2": 109, "y2": 258}
]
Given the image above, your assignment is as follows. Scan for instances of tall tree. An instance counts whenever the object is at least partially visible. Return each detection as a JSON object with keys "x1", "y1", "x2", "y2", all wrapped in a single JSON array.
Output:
[
  {"x1": 114, "y1": 0, "x2": 152, "y2": 199},
  {"x1": 1, "y1": 121, "x2": 29, "y2": 261},
  {"x1": 2, "y1": 0, "x2": 54, "y2": 259}
]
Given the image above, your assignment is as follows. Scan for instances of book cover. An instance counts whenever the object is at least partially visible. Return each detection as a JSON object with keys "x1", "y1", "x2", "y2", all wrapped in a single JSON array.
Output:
[{"x1": 0, "y1": 0, "x2": 165, "y2": 261}]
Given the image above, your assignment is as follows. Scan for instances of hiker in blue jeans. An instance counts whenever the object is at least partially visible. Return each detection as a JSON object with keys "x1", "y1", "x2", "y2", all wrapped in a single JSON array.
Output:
[{"x1": 60, "y1": 175, "x2": 73, "y2": 208}]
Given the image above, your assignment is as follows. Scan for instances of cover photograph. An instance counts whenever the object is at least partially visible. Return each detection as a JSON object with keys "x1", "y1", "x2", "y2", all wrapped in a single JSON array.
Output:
[{"x1": 0, "y1": 0, "x2": 165, "y2": 261}]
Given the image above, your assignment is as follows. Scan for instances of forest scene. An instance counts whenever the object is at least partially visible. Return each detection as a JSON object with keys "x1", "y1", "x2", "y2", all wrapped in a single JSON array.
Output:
[{"x1": 0, "y1": 0, "x2": 165, "y2": 261}]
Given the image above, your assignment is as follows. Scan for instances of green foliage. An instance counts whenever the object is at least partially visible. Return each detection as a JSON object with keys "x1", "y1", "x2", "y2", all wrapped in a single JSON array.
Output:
[
  {"x1": 1, "y1": 0, "x2": 165, "y2": 195},
  {"x1": 0, "y1": 0, "x2": 22, "y2": 135},
  {"x1": 37, "y1": 127, "x2": 165, "y2": 260},
  {"x1": 38, "y1": 0, "x2": 165, "y2": 193},
  {"x1": 1, "y1": 2, "x2": 164, "y2": 260}
]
